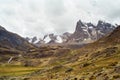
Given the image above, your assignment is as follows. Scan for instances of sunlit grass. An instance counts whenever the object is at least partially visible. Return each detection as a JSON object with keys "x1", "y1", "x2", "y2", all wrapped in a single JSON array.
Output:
[{"x1": 0, "y1": 65, "x2": 41, "y2": 76}]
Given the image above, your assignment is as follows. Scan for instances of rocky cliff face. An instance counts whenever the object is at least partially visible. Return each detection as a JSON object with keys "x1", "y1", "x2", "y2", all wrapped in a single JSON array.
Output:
[{"x1": 70, "y1": 20, "x2": 115, "y2": 43}]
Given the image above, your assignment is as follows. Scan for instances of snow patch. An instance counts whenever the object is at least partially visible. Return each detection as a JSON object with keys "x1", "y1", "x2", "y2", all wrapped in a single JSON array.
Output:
[
  {"x1": 56, "y1": 36, "x2": 63, "y2": 43},
  {"x1": 44, "y1": 35, "x2": 51, "y2": 43}
]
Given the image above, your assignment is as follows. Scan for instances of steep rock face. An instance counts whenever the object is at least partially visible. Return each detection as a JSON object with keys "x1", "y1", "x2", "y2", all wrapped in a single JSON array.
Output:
[
  {"x1": 96, "y1": 20, "x2": 115, "y2": 39},
  {"x1": 71, "y1": 20, "x2": 90, "y2": 42},
  {"x1": 70, "y1": 20, "x2": 115, "y2": 43},
  {"x1": 0, "y1": 26, "x2": 33, "y2": 51}
]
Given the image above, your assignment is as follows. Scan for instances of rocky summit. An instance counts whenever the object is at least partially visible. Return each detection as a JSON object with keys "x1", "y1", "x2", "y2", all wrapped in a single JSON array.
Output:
[{"x1": 70, "y1": 20, "x2": 115, "y2": 43}]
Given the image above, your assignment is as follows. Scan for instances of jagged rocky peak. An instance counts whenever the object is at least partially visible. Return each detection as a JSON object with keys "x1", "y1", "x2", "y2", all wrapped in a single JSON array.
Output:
[
  {"x1": 31, "y1": 36, "x2": 37, "y2": 43},
  {"x1": 71, "y1": 20, "x2": 116, "y2": 43},
  {"x1": 49, "y1": 33, "x2": 57, "y2": 41},
  {"x1": 97, "y1": 20, "x2": 115, "y2": 34},
  {"x1": 75, "y1": 20, "x2": 85, "y2": 32},
  {"x1": 71, "y1": 20, "x2": 91, "y2": 41},
  {"x1": 97, "y1": 20, "x2": 115, "y2": 29},
  {"x1": 77, "y1": 20, "x2": 85, "y2": 26},
  {"x1": 97, "y1": 20, "x2": 104, "y2": 25}
]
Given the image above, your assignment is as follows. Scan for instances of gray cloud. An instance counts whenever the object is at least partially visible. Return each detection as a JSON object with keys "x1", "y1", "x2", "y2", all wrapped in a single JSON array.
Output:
[
  {"x1": 44, "y1": 0, "x2": 66, "y2": 16},
  {"x1": 0, "y1": 0, "x2": 119, "y2": 38}
]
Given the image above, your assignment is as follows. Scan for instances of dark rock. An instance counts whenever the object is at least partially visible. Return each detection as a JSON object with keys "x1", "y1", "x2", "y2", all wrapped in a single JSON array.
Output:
[
  {"x1": 114, "y1": 66, "x2": 120, "y2": 73},
  {"x1": 0, "y1": 25, "x2": 33, "y2": 51},
  {"x1": 65, "y1": 68, "x2": 73, "y2": 73}
]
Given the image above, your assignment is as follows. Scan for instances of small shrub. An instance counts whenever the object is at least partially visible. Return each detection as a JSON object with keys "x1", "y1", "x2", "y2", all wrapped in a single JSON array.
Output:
[
  {"x1": 113, "y1": 75, "x2": 120, "y2": 79},
  {"x1": 81, "y1": 63, "x2": 90, "y2": 67},
  {"x1": 74, "y1": 77, "x2": 77, "y2": 80},
  {"x1": 108, "y1": 62, "x2": 118, "y2": 66},
  {"x1": 23, "y1": 77, "x2": 30, "y2": 80},
  {"x1": 65, "y1": 68, "x2": 73, "y2": 73}
]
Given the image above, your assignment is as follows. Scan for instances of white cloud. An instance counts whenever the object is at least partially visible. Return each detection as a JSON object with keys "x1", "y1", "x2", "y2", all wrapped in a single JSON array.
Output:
[{"x1": 0, "y1": 0, "x2": 119, "y2": 38}]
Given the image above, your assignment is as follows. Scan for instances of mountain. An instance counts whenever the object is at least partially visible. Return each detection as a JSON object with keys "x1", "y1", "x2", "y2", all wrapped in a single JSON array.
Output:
[
  {"x1": 26, "y1": 34, "x2": 64, "y2": 47},
  {"x1": 0, "y1": 25, "x2": 34, "y2": 51},
  {"x1": 26, "y1": 20, "x2": 115, "y2": 47},
  {"x1": 70, "y1": 20, "x2": 115, "y2": 43},
  {"x1": 60, "y1": 32, "x2": 72, "y2": 43},
  {"x1": 26, "y1": 36, "x2": 39, "y2": 44},
  {"x1": 104, "y1": 25, "x2": 120, "y2": 44}
]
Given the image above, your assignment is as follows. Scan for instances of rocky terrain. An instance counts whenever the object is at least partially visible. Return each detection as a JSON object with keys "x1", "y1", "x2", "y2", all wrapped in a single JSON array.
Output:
[
  {"x1": 0, "y1": 23, "x2": 120, "y2": 80},
  {"x1": 70, "y1": 20, "x2": 115, "y2": 42},
  {"x1": 24, "y1": 25, "x2": 120, "y2": 80}
]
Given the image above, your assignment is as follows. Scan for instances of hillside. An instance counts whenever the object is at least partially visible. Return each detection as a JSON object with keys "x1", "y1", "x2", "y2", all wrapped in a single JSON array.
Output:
[
  {"x1": 0, "y1": 24, "x2": 120, "y2": 80},
  {"x1": 24, "y1": 26, "x2": 120, "y2": 80},
  {"x1": 0, "y1": 26, "x2": 36, "y2": 66},
  {"x1": 0, "y1": 25, "x2": 34, "y2": 51}
]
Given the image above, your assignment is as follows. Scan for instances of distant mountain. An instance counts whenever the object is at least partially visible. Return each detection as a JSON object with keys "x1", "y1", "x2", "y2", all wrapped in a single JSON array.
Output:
[
  {"x1": 26, "y1": 36, "x2": 39, "y2": 44},
  {"x1": 0, "y1": 25, "x2": 34, "y2": 51},
  {"x1": 26, "y1": 20, "x2": 115, "y2": 47},
  {"x1": 70, "y1": 20, "x2": 115, "y2": 43},
  {"x1": 26, "y1": 34, "x2": 64, "y2": 47}
]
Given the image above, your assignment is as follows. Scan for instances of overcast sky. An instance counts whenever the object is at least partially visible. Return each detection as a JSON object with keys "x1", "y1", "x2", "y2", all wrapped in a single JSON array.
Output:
[{"x1": 0, "y1": 0, "x2": 120, "y2": 38}]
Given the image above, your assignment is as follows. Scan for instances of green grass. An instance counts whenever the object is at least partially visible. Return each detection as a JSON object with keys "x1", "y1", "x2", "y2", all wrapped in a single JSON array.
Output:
[
  {"x1": 0, "y1": 44, "x2": 120, "y2": 79},
  {"x1": 0, "y1": 65, "x2": 41, "y2": 76}
]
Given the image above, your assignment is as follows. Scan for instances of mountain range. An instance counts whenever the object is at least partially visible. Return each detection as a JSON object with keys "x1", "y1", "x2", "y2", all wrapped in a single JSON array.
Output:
[{"x1": 26, "y1": 20, "x2": 115, "y2": 47}]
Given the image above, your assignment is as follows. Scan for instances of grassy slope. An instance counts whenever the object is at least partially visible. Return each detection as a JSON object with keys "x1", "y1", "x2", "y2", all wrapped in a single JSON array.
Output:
[
  {"x1": 0, "y1": 44, "x2": 120, "y2": 80},
  {"x1": 0, "y1": 27, "x2": 120, "y2": 80},
  {"x1": 29, "y1": 27, "x2": 120, "y2": 79},
  {"x1": 31, "y1": 46, "x2": 120, "y2": 80}
]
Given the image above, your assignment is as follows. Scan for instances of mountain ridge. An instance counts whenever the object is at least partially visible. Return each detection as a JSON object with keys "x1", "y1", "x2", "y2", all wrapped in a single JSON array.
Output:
[
  {"x1": 0, "y1": 25, "x2": 34, "y2": 51},
  {"x1": 26, "y1": 20, "x2": 116, "y2": 47}
]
